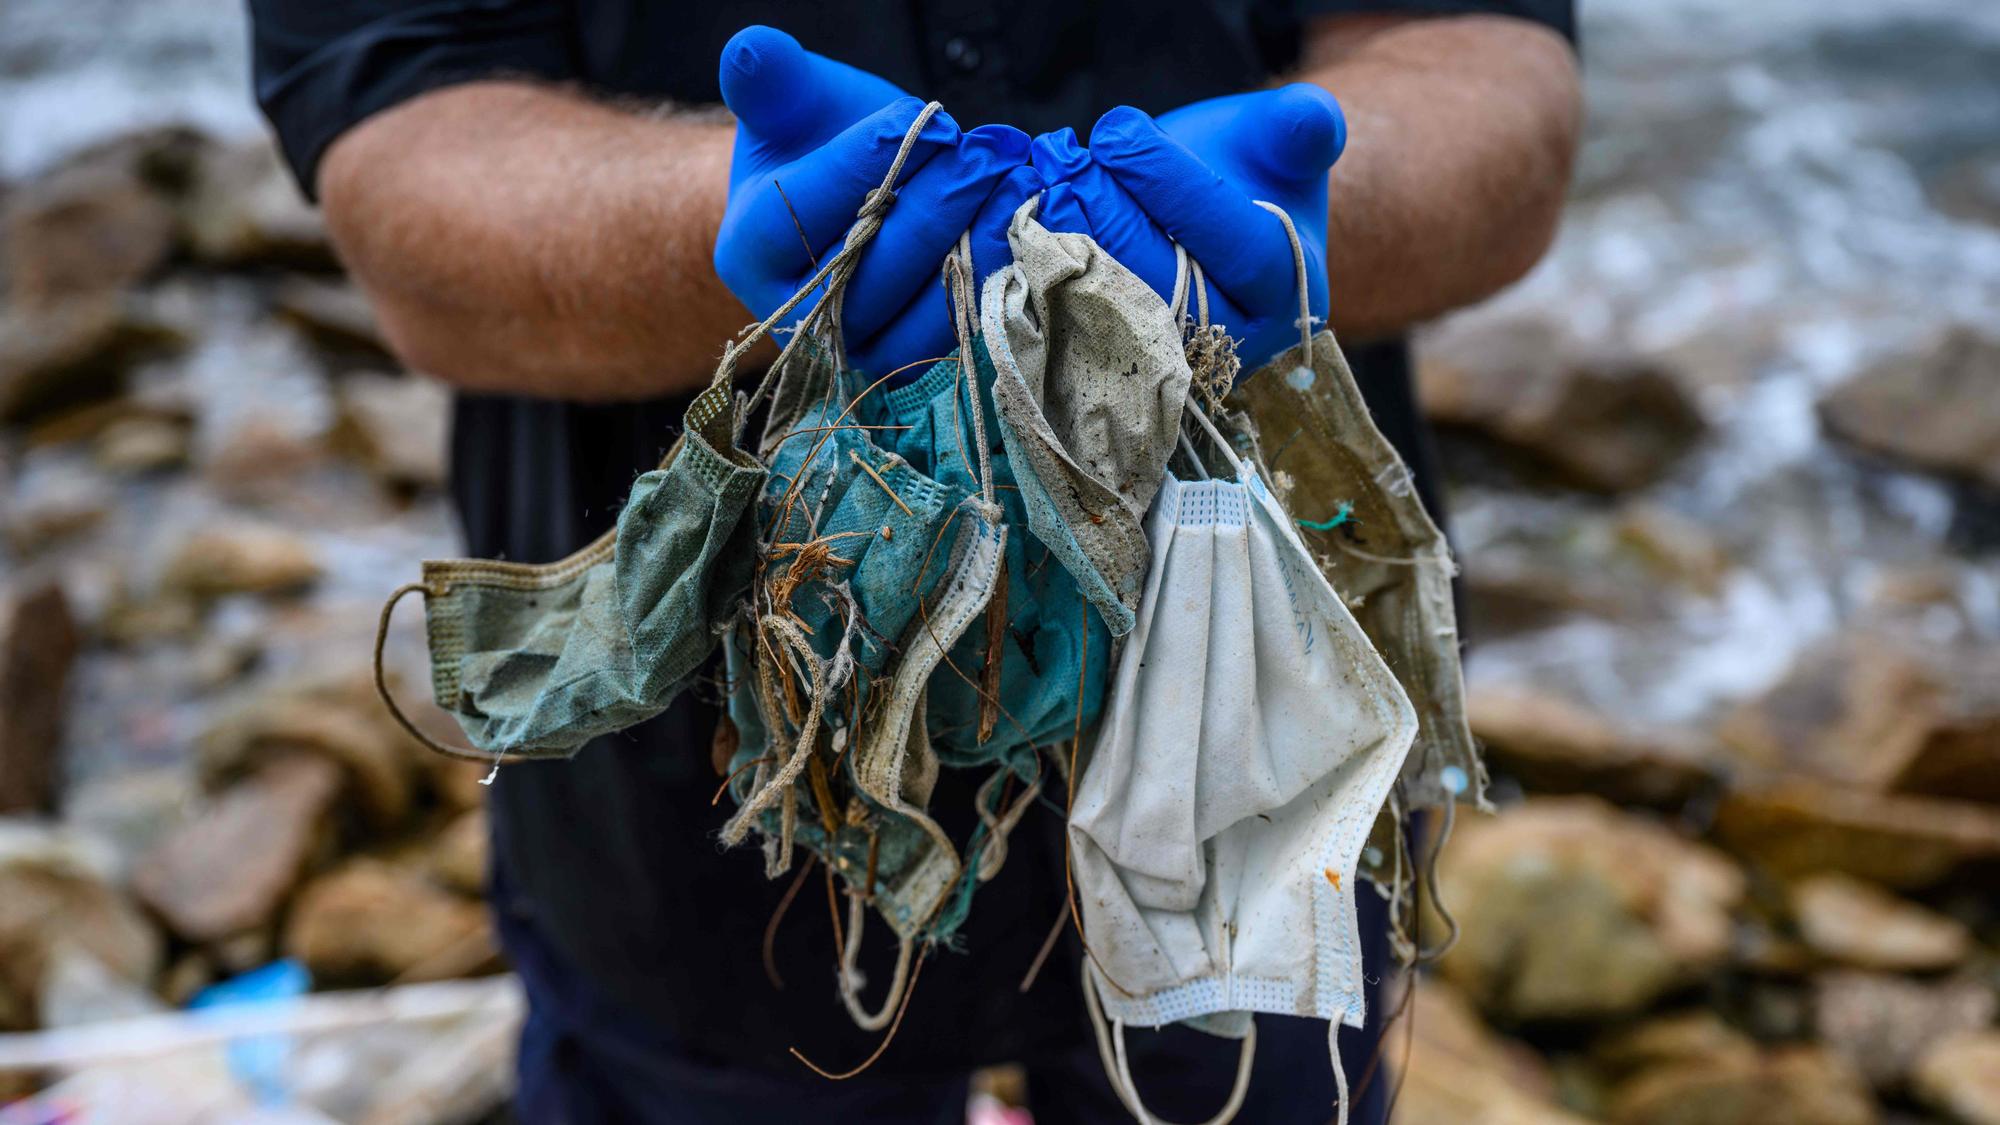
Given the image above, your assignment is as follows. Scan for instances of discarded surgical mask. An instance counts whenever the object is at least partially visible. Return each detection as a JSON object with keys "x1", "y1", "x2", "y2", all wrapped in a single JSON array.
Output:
[
  {"x1": 1154, "y1": 198, "x2": 1478, "y2": 907},
  {"x1": 1069, "y1": 413, "x2": 1417, "y2": 1022},
  {"x1": 377, "y1": 382, "x2": 764, "y2": 761},
  {"x1": 719, "y1": 235, "x2": 1108, "y2": 950},
  {"x1": 1226, "y1": 330, "x2": 1481, "y2": 865},
  {"x1": 851, "y1": 341, "x2": 1111, "y2": 768},
  {"x1": 1068, "y1": 406, "x2": 1417, "y2": 1125},
  {"x1": 982, "y1": 198, "x2": 1194, "y2": 637}
]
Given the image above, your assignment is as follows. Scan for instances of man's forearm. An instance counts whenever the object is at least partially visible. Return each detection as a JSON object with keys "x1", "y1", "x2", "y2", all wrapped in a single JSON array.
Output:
[
  {"x1": 1300, "y1": 15, "x2": 1582, "y2": 340},
  {"x1": 319, "y1": 81, "x2": 760, "y2": 399}
]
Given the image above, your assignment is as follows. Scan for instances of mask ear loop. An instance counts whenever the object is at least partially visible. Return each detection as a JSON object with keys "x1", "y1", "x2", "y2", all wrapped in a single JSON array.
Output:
[
  {"x1": 838, "y1": 890, "x2": 914, "y2": 1032},
  {"x1": 373, "y1": 581, "x2": 519, "y2": 777},
  {"x1": 1169, "y1": 243, "x2": 1213, "y2": 481},
  {"x1": 942, "y1": 232, "x2": 999, "y2": 512},
  {"x1": 973, "y1": 765, "x2": 1043, "y2": 882},
  {"x1": 1249, "y1": 199, "x2": 1314, "y2": 368},
  {"x1": 1081, "y1": 964, "x2": 1256, "y2": 1125}
]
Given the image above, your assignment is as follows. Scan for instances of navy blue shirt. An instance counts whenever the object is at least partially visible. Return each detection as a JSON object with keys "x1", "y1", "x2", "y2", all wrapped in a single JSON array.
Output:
[{"x1": 249, "y1": 0, "x2": 1573, "y2": 1077}]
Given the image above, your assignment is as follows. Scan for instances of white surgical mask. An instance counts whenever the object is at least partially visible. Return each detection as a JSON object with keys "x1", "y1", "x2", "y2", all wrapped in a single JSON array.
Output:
[{"x1": 1068, "y1": 400, "x2": 1417, "y2": 1125}]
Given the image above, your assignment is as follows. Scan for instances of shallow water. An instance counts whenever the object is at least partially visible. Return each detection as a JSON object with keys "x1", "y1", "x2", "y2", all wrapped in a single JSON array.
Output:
[{"x1": 1443, "y1": 0, "x2": 2000, "y2": 725}]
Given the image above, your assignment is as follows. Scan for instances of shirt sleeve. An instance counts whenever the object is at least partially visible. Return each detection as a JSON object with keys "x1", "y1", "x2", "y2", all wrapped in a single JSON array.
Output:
[
  {"x1": 1294, "y1": 0, "x2": 1577, "y2": 48},
  {"x1": 249, "y1": 0, "x2": 577, "y2": 198}
]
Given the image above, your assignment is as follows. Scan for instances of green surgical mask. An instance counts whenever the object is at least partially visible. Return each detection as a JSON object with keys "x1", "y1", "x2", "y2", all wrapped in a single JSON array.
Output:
[{"x1": 377, "y1": 382, "x2": 764, "y2": 762}]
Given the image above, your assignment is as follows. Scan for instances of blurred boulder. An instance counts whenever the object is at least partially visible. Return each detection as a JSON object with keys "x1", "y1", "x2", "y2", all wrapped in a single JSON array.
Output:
[
  {"x1": 0, "y1": 581, "x2": 79, "y2": 815},
  {"x1": 0, "y1": 298, "x2": 187, "y2": 425},
  {"x1": 332, "y1": 372, "x2": 449, "y2": 494},
  {"x1": 1388, "y1": 978, "x2": 1587, "y2": 1125},
  {"x1": 1436, "y1": 797, "x2": 1744, "y2": 1021},
  {"x1": 1819, "y1": 328, "x2": 2000, "y2": 493},
  {"x1": 160, "y1": 522, "x2": 322, "y2": 599},
  {"x1": 429, "y1": 808, "x2": 488, "y2": 897},
  {"x1": 1603, "y1": 1043, "x2": 1874, "y2": 1125},
  {"x1": 1468, "y1": 686, "x2": 1715, "y2": 805},
  {"x1": 0, "y1": 825, "x2": 162, "y2": 1031},
  {"x1": 177, "y1": 140, "x2": 332, "y2": 270},
  {"x1": 199, "y1": 682, "x2": 415, "y2": 832},
  {"x1": 2, "y1": 135, "x2": 187, "y2": 305},
  {"x1": 38, "y1": 941, "x2": 168, "y2": 1029},
  {"x1": 1888, "y1": 645, "x2": 2000, "y2": 805},
  {"x1": 284, "y1": 858, "x2": 495, "y2": 986},
  {"x1": 1612, "y1": 503, "x2": 1733, "y2": 596},
  {"x1": 1789, "y1": 873, "x2": 1970, "y2": 972},
  {"x1": 3, "y1": 469, "x2": 111, "y2": 554},
  {"x1": 272, "y1": 277, "x2": 389, "y2": 361},
  {"x1": 1813, "y1": 970, "x2": 1996, "y2": 1090},
  {"x1": 1714, "y1": 781, "x2": 2000, "y2": 888},
  {"x1": 1913, "y1": 1031, "x2": 2000, "y2": 1125},
  {"x1": 92, "y1": 413, "x2": 191, "y2": 474},
  {"x1": 3, "y1": 170, "x2": 174, "y2": 306},
  {"x1": 198, "y1": 409, "x2": 329, "y2": 499},
  {"x1": 1719, "y1": 630, "x2": 1947, "y2": 791},
  {"x1": 1465, "y1": 563, "x2": 1642, "y2": 636},
  {"x1": 131, "y1": 755, "x2": 342, "y2": 944},
  {"x1": 1419, "y1": 318, "x2": 1707, "y2": 493},
  {"x1": 1593, "y1": 1010, "x2": 1760, "y2": 1080}
]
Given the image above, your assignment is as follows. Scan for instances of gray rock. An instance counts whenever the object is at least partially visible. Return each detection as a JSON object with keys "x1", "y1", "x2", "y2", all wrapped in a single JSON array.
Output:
[
  {"x1": 1820, "y1": 328, "x2": 2000, "y2": 493},
  {"x1": 130, "y1": 755, "x2": 343, "y2": 944},
  {"x1": 0, "y1": 298, "x2": 187, "y2": 426},
  {"x1": 0, "y1": 581, "x2": 79, "y2": 815},
  {"x1": 1419, "y1": 317, "x2": 1707, "y2": 493}
]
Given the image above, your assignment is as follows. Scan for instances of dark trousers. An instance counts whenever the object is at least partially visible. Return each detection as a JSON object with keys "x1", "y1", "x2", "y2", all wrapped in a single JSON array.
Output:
[{"x1": 502, "y1": 887, "x2": 1396, "y2": 1125}]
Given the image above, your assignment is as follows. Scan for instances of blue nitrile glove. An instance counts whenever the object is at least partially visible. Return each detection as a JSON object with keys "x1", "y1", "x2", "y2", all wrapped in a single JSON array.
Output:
[
  {"x1": 715, "y1": 26, "x2": 1037, "y2": 380},
  {"x1": 1042, "y1": 85, "x2": 1344, "y2": 373}
]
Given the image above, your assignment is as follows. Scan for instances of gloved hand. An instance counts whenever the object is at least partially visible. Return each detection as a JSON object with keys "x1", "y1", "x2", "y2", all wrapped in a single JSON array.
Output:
[
  {"x1": 1035, "y1": 85, "x2": 1344, "y2": 372},
  {"x1": 715, "y1": 26, "x2": 1039, "y2": 378}
]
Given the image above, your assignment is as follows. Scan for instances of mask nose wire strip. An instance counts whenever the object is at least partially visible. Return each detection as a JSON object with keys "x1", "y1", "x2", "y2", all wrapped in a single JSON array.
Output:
[
  {"x1": 1082, "y1": 963, "x2": 1256, "y2": 1125},
  {"x1": 373, "y1": 581, "x2": 524, "y2": 769}
]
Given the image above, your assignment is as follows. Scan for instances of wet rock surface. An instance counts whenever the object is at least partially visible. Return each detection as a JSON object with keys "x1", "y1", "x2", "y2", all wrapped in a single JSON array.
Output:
[
  {"x1": 131, "y1": 754, "x2": 342, "y2": 943},
  {"x1": 1419, "y1": 317, "x2": 1708, "y2": 494},
  {"x1": 1789, "y1": 873, "x2": 1971, "y2": 972},
  {"x1": 0, "y1": 826, "x2": 162, "y2": 1032},
  {"x1": 284, "y1": 857, "x2": 496, "y2": 986},
  {"x1": 1435, "y1": 797, "x2": 1745, "y2": 1022},
  {"x1": 1819, "y1": 329, "x2": 2000, "y2": 494},
  {"x1": 1912, "y1": 1031, "x2": 2000, "y2": 1125},
  {"x1": 0, "y1": 581, "x2": 78, "y2": 814}
]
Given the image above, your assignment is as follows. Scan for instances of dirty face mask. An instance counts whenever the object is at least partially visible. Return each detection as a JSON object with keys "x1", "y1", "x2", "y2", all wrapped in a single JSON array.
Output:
[
  {"x1": 853, "y1": 337, "x2": 1111, "y2": 769},
  {"x1": 1067, "y1": 408, "x2": 1417, "y2": 1123},
  {"x1": 1218, "y1": 206, "x2": 1478, "y2": 911},
  {"x1": 981, "y1": 198, "x2": 1195, "y2": 637},
  {"x1": 1066, "y1": 206, "x2": 1421, "y2": 1125},
  {"x1": 718, "y1": 236, "x2": 1017, "y2": 948},
  {"x1": 375, "y1": 105, "x2": 948, "y2": 778},
  {"x1": 375, "y1": 375, "x2": 765, "y2": 762}
]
